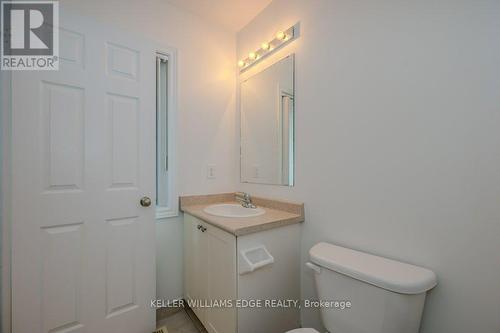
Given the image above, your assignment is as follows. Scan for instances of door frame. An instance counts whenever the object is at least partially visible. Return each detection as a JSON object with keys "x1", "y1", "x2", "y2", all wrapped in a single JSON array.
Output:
[
  {"x1": 155, "y1": 46, "x2": 179, "y2": 220},
  {"x1": 0, "y1": 12, "x2": 179, "y2": 332},
  {"x1": 1, "y1": 68, "x2": 12, "y2": 333}
]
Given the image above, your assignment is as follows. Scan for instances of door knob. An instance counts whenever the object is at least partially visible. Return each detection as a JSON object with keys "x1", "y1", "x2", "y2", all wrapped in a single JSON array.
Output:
[{"x1": 140, "y1": 196, "x2": 152, "y2": 207}]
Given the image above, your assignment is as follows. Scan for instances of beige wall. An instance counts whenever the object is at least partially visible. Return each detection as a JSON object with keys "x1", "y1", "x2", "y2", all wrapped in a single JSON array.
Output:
[{"x1": 237, "y1": 1, "x2": 500, "y2": 332}]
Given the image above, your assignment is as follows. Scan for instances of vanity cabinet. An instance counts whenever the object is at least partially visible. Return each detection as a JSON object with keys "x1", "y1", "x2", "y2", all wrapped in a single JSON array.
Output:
[
  {"x1": 184, "y1": 214, "x2": 237, "y2": 333},
  {"x1": 183, "y1": 211, "x2": 301, "y2": 333}
]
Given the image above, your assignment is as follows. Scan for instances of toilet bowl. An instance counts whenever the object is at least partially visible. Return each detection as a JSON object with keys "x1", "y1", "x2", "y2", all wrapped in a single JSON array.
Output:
[{"x1": 286, "y1": 242, "x2": 437, "y2": 333}]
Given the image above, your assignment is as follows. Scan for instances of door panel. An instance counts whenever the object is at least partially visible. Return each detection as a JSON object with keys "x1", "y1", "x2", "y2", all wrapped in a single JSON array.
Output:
[
  {"x1": 106, "y1": 217, "x2": 138, "y2": 317},
  {"x1": 107, "y1": 93, "x2": 140, "y2": 188},
  {"x1": 59, "y1": 28, "x2": 85, "y2": 69},
  {"x1": 41, "y1": 81, "x2": 85, "y2": 192},
  {"x1": 106, "y1": 42, "x2": 140, "y2": 81},
  {"x1": 11, "y1": 10, "x2": 156, "y2": 333},
  {"x1": 41, "y1": 223, "x2": 84, "y2": 333}
]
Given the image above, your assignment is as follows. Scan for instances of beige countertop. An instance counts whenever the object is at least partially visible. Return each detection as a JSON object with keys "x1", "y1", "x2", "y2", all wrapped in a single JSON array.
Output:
[{"x1": 180, "y1": 193, "x2": 304, "y2": 236}]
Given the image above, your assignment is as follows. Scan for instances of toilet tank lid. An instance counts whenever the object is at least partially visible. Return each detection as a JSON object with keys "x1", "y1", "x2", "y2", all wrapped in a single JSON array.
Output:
[{"x1": 309, "y1": 242, "x2": 437, "y2": 294}]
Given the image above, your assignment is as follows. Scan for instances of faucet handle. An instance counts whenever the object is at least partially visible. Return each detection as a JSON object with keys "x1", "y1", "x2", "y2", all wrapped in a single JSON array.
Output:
[
  {"x1": 235, "y1": 192, "x2": 249, "y2": 202},
  {"x1": 236, "y1": 192, "x2": 256, "y2": 208}
]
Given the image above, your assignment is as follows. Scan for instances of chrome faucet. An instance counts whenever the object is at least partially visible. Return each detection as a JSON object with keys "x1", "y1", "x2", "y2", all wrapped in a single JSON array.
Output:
[{"x1": 235, "y1": 192, "x2": 256, "y2": 209}]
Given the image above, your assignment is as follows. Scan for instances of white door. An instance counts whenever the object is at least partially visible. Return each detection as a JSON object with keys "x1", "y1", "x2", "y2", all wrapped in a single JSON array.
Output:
[{"x1": 10, "y1": 11, "x2": 156, "y2": 333}]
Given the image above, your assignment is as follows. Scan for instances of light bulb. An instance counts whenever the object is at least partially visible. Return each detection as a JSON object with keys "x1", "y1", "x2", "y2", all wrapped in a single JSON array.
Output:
[
  {"x1": 276, "y1": 31, "x2": 286, "y2": 40},
  {"x1": 238, "y1": 60, "x2": 246, "y2": 67},
  {"x1": 261, "y1": 42, "x2": 270, "y2": 50},
  {"x1": 248, "y1": 52, "x2": 257, "y2": 60}
]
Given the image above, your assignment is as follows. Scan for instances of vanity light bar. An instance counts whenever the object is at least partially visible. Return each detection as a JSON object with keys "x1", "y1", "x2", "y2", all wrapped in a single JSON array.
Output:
[{"x1": 238, "y1": 23, "x2": 298, "y2": 73}]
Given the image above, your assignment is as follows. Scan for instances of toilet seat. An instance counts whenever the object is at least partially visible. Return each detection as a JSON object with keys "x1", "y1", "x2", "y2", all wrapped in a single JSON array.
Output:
[{"x1": 286, "y1": 328, "x2": 320, "y2": 333}]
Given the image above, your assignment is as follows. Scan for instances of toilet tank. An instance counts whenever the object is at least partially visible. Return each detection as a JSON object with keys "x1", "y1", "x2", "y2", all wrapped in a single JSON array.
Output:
[{"x1": 308, "y1": 243, "x2": 437, "y2": 333}]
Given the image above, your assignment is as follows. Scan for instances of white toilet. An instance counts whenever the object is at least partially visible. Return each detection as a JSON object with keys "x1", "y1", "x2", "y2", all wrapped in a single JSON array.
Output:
[{"x1": 288, "y1": 242, "x2": 437, "y2": 333}]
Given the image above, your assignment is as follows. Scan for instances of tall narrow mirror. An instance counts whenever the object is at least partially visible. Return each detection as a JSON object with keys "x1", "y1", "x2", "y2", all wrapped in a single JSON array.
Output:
[{"x1": 240, "y1": 55, "x2": 295, "y2": 186}]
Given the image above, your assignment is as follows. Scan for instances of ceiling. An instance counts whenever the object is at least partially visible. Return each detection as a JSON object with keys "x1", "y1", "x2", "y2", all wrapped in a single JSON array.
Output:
[{"x1": 166, "y1": 0, "x2": 272, "y2": 32}]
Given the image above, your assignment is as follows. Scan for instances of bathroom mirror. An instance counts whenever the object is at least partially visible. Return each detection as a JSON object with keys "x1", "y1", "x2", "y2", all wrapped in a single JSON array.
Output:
[{"x1": 240, "y1": 55, "x2": 295, "y2": 186}]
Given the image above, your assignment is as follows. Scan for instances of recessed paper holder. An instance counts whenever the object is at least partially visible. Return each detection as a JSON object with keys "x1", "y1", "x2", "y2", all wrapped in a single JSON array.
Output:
[{"x1": 239, "y1": 245, "x2": 275, "y2": 275}]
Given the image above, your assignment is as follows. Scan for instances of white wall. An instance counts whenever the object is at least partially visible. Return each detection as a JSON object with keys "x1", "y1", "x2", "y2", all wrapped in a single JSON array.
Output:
[
  {"x1": 60, "y1": 0, "x2": 237, "y2": 302},
  {"x1": 237, "y1": 1, "x2": 500, "y2": 332}
]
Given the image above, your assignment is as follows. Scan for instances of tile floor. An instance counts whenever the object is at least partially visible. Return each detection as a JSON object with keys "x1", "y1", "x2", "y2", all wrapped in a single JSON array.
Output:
[{"x1": 156, "y1": 308, "x2": 207, "y2": 333}]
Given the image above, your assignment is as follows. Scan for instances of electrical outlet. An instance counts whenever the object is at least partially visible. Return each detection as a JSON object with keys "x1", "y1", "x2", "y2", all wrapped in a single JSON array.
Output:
[
  {"x1": 207, "y1": 164, "x2": 216, "y2": 179},
  {"x1": 252, "y1": 164, "x2": 260, "y2": 179}
]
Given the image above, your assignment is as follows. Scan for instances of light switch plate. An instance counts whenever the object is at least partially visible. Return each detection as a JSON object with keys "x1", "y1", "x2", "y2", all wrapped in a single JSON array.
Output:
[{"x1": 207, "y1": 164, "x2": 216, "y2": 179}]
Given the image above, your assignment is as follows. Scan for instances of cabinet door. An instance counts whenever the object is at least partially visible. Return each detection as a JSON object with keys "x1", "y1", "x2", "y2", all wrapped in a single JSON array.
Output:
[
  {"x1": 184, "y1": 214, "x2": 208, "y2": 322},
  {"x1": 205, "y1": 224, "x2": 237, "y2": 333},
  {"x1": 184, "y1": 214, "x2": 195, "y2": 302}
]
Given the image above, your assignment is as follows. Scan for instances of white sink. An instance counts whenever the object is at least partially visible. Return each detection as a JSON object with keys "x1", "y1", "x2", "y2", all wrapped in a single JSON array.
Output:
[{"x1": 203, "y1": 204, "x2": 265, "y2": 218}]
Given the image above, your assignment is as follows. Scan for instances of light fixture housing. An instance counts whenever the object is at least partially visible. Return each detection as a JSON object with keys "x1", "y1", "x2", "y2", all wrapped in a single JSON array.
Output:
[{"x1": 237, "y1": 23, "x2": 299, "y2": 73}]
